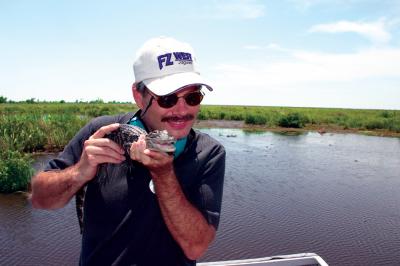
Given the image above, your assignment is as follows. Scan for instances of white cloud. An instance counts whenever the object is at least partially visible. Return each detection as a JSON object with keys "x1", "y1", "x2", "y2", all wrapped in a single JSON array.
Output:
[
  {"x1": 287, "y1": 0, "x2": 399, "y2": 11},
  {"x1": 212, "y1": 0, "x2": 265, "y2": 19},
  {"x1": 244, "y1": 43, "x2": 288, "y2": 52},
  {"x1": 309, "y1": 18, "x2": 391, "y2": 43},
  {"x1": 288, "y1": 0, "x2": 324, "y2": 10},
  {"x1": 214, "y1": 47, "x2": 400, "y2": 85},
  {"x1": 206, "y1": 46, "x2": 400, "y2": 108}
]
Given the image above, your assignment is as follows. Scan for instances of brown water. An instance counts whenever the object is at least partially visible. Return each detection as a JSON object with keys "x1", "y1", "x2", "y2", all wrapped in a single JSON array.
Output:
[{"x1": 1, "y1": 130, "x2": 399, "y2": 265}]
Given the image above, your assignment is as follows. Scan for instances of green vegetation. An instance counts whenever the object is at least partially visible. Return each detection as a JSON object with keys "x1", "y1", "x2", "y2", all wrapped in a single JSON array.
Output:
[
  {"x1": 0, "y1": 150, "x2": 33, "y2": 193},
  {"x1": 199, "y1": 105, "x2": 400, "y2": 132},
  {"x1": 0, "y1": 101, "x2": 136, "y2": 193},
  {"x1": 1, "y1": 98, "x2": 399, "y2": 193},
  {"x1": 277, "y1": 112, "x2": 309, "y2": 128},
  {"x1": 0, "y1": 103, "x2": 137, "y2": 152}
]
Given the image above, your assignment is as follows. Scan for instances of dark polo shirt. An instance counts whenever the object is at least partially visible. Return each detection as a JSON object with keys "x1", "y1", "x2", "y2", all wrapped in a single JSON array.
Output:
[{"x1": 45, "y1": 112, "x2": 226, "y2": 266}]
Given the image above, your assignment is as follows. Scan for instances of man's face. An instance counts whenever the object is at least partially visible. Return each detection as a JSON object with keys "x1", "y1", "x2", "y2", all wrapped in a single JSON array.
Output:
[{"x1": 139, "y1": 85, "x2": 201, "y2": 139}]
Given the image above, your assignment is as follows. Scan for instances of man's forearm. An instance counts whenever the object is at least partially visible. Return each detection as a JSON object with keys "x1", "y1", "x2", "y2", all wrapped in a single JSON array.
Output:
[
  {"x1": 30, "y1": 164, "x2": 86, "y2": 209},
  {"x1": 152, "y1": 171, "x2": 216, "y2": 260}
]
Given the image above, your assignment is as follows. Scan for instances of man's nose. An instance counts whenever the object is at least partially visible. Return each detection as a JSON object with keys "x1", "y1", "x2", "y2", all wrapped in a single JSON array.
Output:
[{"x1": 174, "y1": 97, "x2": 188, "y2": 113}]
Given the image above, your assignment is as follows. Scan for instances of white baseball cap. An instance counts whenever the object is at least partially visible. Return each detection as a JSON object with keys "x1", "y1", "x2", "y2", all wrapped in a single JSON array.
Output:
[{"x1": 133, "y1": 36, "x2": 213, "y2": 96}]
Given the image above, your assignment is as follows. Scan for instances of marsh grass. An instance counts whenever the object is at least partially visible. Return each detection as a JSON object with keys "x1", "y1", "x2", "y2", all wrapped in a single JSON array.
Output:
[
  {"x1": 1, "y1": 104, "x2": 399, "y2": 152},
  {"x1": 0, "y1": 102, "x2": 399, "y2": 193},
  {"x1": 0, "y1": 150, "x2": 33, "y2": 193},
  {"x1": 200, "y1": 105, "x2": 400, "y2": 132}
]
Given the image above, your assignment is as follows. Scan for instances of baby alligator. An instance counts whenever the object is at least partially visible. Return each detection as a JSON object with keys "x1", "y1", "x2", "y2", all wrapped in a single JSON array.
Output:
[{"x1": 75, "y1": 124, "x2": 176, "y2": 234}]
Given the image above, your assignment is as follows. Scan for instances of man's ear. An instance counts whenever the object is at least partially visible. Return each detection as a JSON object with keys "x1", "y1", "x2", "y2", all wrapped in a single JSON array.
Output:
[{"x1": 132, "y1": 83, "x2": 144, "y2": 109}]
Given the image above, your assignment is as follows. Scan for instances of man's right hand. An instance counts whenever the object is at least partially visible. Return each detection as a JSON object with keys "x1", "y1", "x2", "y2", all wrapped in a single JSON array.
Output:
[
  {"x1": 31, "y1": 123, "x2": 126, "y2": 209},
  {"x1": 76, "y1": 123, "x2": 126, "y2": 182}
]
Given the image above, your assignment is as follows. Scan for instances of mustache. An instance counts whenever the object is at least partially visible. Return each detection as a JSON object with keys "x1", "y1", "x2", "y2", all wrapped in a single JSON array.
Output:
[{"x1": 161, "y1": 114, "x2": 195, "y2": 122}]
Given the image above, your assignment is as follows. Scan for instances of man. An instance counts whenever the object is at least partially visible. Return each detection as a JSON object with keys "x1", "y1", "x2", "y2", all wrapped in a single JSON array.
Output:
[{"x1": 30, "y1": 36, "x2": 226, "y2": 266}]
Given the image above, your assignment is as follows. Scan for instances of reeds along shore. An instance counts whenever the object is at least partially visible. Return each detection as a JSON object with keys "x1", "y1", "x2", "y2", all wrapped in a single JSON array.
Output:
[
  {"x1": 1, "y1": 102, "x2": 399, "y2": 193},
  {"x1": 1, "y1": 103, "x2": 400, "y2": 153}
]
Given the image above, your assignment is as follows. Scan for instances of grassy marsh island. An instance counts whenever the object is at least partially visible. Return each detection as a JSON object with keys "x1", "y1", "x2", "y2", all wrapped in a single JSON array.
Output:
[{"x1": 1, "y1": 100, "x2": 399, "y2": 193}]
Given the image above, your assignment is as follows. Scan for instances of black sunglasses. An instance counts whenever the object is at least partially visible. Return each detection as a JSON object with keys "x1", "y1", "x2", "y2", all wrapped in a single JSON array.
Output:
[{"x1": 150, "y1": 90, "x2": 204, "y2": 109}]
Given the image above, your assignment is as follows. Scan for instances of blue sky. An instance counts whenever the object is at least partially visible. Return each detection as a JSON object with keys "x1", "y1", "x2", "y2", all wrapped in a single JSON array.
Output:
[{"x1": 1, "y1": 0, "x2": 399, "y2": 109}]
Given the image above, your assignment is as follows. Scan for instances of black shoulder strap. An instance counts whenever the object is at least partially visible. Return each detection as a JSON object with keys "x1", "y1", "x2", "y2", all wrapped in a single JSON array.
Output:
[{"x1": 118, "y1": 112, "x2": 137, "y2": 124}]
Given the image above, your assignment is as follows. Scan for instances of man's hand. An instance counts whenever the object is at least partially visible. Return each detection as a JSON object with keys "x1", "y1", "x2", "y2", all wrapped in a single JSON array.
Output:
[
  {"x1": 129, "y1": 134, "x2": 174, "y2": 177},
  {"x1": 76, "y1": 123, "x2": 126, "y2": 182},
  {"x1": 31, "y1": 123, "x2": 127, "y2": 209}
]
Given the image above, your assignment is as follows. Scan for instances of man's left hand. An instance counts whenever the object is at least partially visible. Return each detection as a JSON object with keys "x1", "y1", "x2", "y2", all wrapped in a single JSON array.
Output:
[{"x1": 130, "y1": 134, "x2": 174, "y2": 177}]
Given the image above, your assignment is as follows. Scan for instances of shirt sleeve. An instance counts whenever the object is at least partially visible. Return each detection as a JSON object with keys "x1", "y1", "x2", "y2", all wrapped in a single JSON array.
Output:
[{"x1": 197, "y1": 144, "x2": 226, "y2": 230}]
